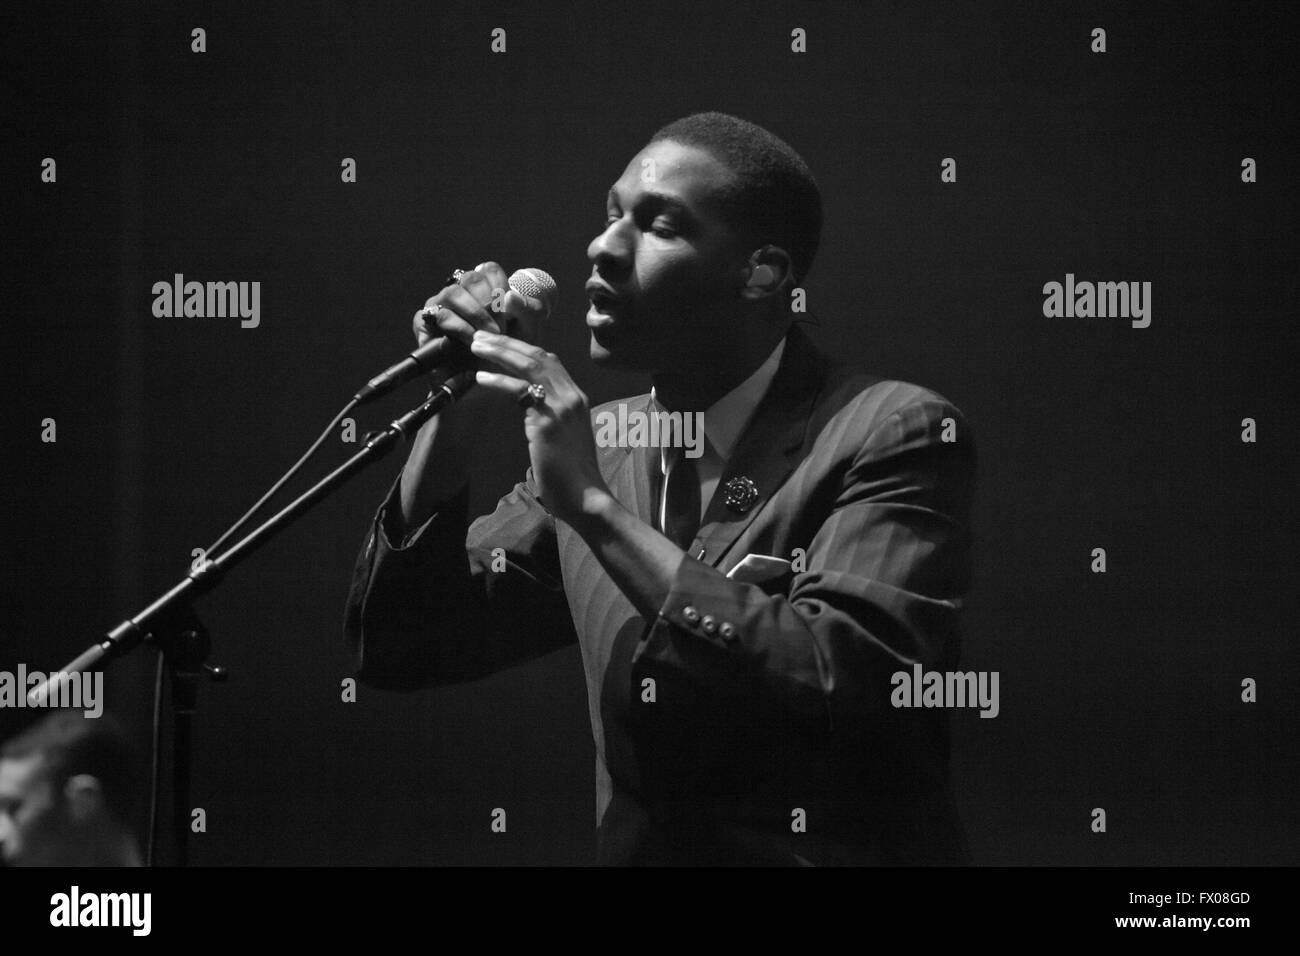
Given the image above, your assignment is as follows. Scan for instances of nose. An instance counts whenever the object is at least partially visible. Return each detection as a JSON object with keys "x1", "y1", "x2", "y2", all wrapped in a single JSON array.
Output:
[{"x1": 587, "y1": 216, "x2": 633, "y2": 273}]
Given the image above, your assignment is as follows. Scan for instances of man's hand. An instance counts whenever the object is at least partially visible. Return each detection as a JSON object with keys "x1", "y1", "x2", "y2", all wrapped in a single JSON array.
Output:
[
  {"x1": 414, "y1": 261, "x2": 542, "y2": 349},
  {"x1": 468, "y1": 329, "x2": 614, "y2": 528},
  {"x1": 397, "y1": 262, "x2": 542, "y2": 529},
  {"x1": 421, "y1": 264, "x2": 684, "y2": 621}
]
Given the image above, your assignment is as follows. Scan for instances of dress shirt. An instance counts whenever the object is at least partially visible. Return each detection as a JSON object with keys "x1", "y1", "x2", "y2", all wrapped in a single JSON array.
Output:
[{"x1": 653, "y1": 336, "x2": 786, "y2": 528}]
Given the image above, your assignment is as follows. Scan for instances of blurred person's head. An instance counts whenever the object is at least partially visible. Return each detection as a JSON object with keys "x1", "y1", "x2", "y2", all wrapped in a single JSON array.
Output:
[{"x1": 0, "y1": 710, "x2": 141, "y2": 866}]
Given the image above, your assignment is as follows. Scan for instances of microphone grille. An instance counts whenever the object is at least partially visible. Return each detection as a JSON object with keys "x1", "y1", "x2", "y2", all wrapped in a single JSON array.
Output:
[{"x1": 508, "y1": 268, "x2": 558, "y2": 316}]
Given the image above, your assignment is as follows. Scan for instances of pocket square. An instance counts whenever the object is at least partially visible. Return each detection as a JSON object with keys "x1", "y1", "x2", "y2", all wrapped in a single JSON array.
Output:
[{"x1": 726, "y1": 553, "x2": 794, "y2": 584}]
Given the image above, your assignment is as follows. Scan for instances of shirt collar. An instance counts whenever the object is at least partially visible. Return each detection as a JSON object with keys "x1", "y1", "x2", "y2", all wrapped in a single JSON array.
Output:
[{"x1": 651, "y1": 335, "x2": 787, "y2": 472}]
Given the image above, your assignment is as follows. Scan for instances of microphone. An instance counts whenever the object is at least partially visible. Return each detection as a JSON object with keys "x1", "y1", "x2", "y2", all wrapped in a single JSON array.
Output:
[{"x1": 354, "y1": 267, "x2": 556, "y2": 403}]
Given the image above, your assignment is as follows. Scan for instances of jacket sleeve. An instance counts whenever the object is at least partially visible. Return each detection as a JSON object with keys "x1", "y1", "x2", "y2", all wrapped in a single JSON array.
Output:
[
  {"x1": 343, "y1": 468, "x2": 578, "y2": 690},
  {"x1": 635, "y1": 398, "x2": 976, "y2": 746}
]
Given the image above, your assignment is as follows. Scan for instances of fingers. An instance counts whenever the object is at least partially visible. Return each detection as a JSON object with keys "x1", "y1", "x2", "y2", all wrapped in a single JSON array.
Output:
[
  {"x1": 469, "y1": 330, "x2": 553, "y2": 373},
  {"x1": 469, "y1": 331, "x2": 575, "y2": 410},
  {"x1": 413, "y1": 289, "x2": 498, "y2": 352},
  {"x1": 413, "y1": 305, "x2": 435, "y2": 347},
  {"x1": 412, "y1": 261, "x2": 524, "y2": 349},
  {"x1": 472, "y1": 371, "x2": 554, "y2": 415},
  {"x1": 472, "y1": 261, "x2": 511, "y2": 294},
  {"x1": 458, "y1": 267, "x2": 499, "y2": 316},
  {"x1": 472, "y1": 335, "x2": 590, "y2": 427},
  {"x1": 496, "y1": 288, "x2": 542, "y2": 330},
  {"x1": 473, "y1": 370, "x2": 530, "y2": 399},
  {"x1": 468, "y1": 262, "x2": 537, "y2": 336}
]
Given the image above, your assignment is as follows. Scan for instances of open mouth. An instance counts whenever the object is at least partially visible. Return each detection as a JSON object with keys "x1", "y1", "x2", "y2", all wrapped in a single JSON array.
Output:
[{"x1": 587, "y1": 290, "x2": 622, "y2": 315}]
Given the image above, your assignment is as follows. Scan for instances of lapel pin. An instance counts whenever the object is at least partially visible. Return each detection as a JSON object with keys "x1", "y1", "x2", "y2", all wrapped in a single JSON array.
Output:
[{"x1": 722, "y1": 476, "x2": 759, "y2": 514}]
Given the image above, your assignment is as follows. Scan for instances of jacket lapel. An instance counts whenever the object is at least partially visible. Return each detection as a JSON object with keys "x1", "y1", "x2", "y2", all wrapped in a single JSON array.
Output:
[
  {"x1": 605, "y1": 396, "x2": 660, "y2": 525},
  {"x1": 600, "y1": 324, "x2": 828, "y2": 567},
  {"x1": 695, "y1": 324, "x2": 827, "y2": 568}
]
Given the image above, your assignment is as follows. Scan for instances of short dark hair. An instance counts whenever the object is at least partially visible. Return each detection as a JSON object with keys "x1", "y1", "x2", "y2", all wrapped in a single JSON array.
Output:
[
  {"x1": 648, "y1": 112, "x2": 822, "y2": 286},
  {"x1": 2, "y1": 710, "x2": 138, "y2": 824}
]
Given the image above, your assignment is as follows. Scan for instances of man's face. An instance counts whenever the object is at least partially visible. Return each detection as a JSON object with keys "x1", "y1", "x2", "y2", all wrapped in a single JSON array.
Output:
[
  {"x1": 0, "y1": 755, "x2": 66, "y2": 866},
  {"x1": 585, "y1": 139, "x2": 752, "y2": 372}
]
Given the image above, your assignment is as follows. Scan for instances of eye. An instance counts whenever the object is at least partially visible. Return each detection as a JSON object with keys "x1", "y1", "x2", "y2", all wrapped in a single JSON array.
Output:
[{"x1": 651, "y1": 220, "x2": 678, "y2": 238}]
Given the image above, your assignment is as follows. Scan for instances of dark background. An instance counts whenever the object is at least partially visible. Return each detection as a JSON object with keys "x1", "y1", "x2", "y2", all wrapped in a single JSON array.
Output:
[{"x1": 5, "y1": 0, "x2": 1297, "y2": 865}]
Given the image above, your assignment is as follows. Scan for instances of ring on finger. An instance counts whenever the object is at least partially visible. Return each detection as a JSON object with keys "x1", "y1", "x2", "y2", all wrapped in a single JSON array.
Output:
[{"x1": 517, "y1": 383, "x2": 547, "y2": 409}]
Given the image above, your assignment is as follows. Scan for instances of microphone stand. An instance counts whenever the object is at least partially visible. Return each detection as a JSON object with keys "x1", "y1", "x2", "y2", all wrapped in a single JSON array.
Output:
[{"x1": 28, "y1": 373, "x2": 474, "y2": 865}]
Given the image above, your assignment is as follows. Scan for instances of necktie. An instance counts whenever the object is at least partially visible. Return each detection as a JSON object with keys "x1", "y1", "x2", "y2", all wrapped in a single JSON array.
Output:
[{"x1": 659, "y1": 444, "x2": 701, "y2": 551}]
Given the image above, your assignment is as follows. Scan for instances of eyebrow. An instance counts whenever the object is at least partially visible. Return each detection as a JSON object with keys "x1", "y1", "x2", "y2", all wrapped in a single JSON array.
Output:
[{"x1": 606, "y1": 187, "x2": 690, "y2": 215}]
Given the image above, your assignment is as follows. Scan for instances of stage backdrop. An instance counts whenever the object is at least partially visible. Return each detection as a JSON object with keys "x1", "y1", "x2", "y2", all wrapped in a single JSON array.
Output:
[{"x1": 7, "y1": 0, "x2": 1298, "y2": 865}]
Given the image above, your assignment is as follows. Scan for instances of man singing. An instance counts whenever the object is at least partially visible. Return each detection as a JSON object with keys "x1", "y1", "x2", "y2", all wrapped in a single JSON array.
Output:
[{"x1": 344, "y1": 112, "x2": 976, "y2": 865}]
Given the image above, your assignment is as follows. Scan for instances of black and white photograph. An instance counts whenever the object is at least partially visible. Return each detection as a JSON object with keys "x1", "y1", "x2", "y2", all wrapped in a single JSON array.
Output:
[{"x1": 3, "y1": 0, "x2": 1296, "y2": 938}]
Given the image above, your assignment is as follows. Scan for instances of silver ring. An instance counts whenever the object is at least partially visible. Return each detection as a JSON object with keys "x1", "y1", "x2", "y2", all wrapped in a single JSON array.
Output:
[{"x1": 518, "y1": 383, "x2": 547, "y2": 409}]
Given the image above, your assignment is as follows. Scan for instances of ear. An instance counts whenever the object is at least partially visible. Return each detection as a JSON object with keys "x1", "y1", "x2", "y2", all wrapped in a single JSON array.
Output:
[
  {"x1": 741, "y1": 245, "x2": 794, "y2": 299},
  {"x1": 63, "y1": 774, "x2": 107, "y2": 823}
]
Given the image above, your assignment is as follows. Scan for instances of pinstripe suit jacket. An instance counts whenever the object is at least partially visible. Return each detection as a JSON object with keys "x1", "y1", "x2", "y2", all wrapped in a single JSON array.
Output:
[{"x1": 344, "y1": 323, "x2": 975, "y2": 865}]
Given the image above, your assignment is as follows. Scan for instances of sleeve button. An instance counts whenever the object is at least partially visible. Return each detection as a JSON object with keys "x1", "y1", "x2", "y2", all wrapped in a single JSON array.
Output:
[
  {"x1": 718, "y1": 622, "x2": 737, "y2": 641},
  {"x1": 701, "y1": 615, "x2": 718, "y2": 634},
  {"x1": 682, "y1": 605, "x2": 701, "y2": 624}
]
